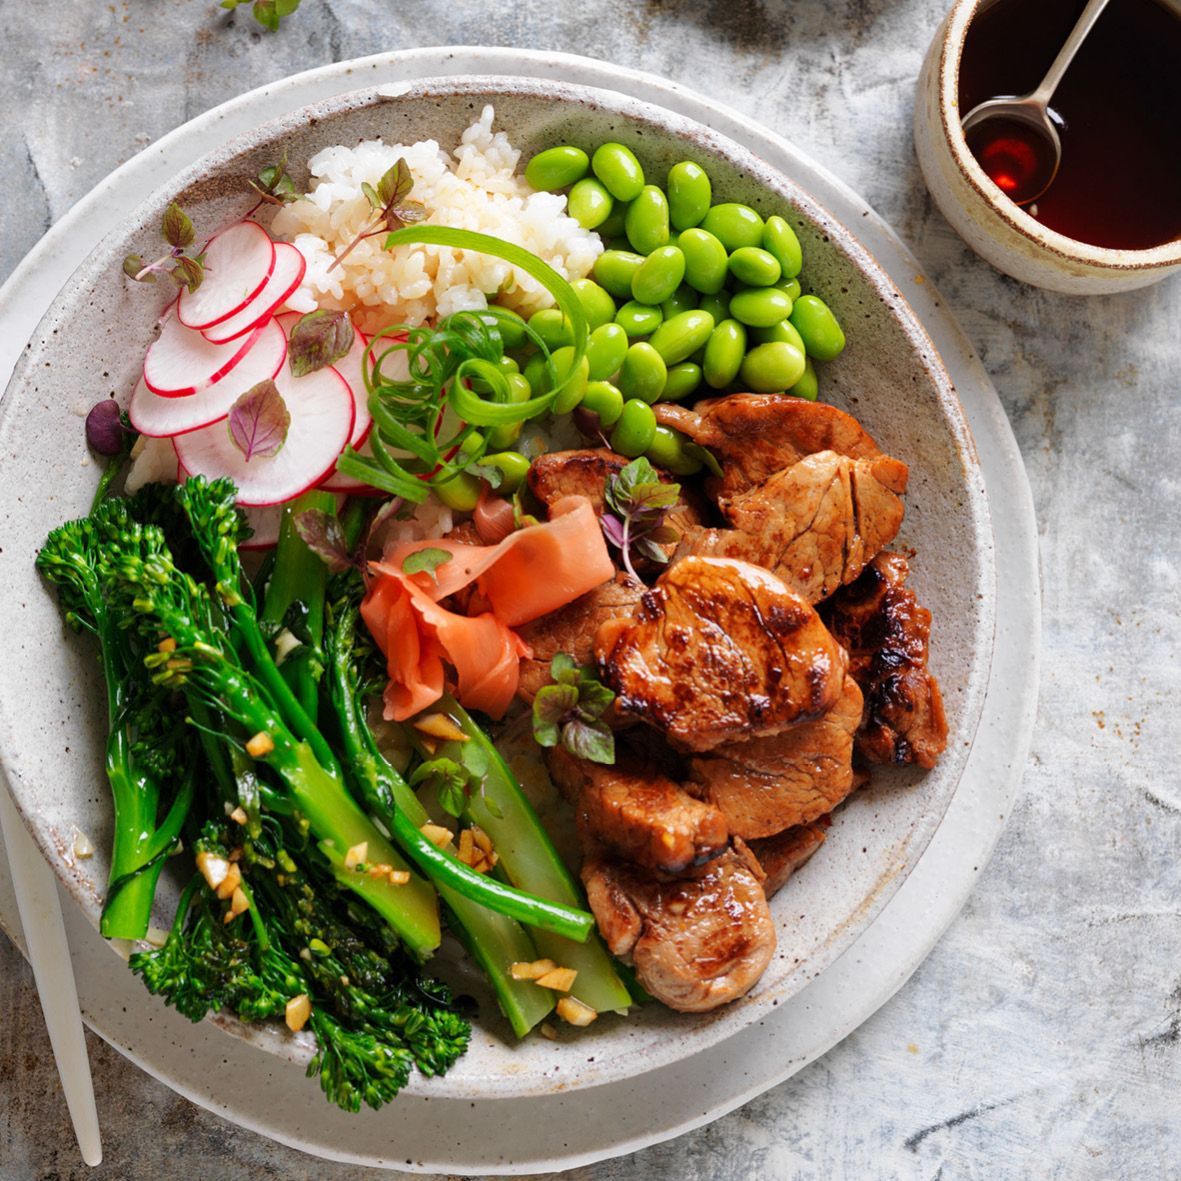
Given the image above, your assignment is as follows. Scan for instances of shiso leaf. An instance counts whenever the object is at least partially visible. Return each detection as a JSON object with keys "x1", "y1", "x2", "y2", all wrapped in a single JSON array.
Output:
[
  {"x1": 294, "y1": 509, "x2": 354, "y2": 573},
  {"x1": 161, "y1": 202, "x2": 196, "y2": 249},
  {"x1": 228, "y1": 380, "x2": 290, "y2": 461},
  {"x1": 289, "y1": 310, "x2": 354, "y2": 378}
]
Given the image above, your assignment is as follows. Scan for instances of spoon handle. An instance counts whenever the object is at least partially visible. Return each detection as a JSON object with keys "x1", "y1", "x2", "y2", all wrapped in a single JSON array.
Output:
[{"x1": 1031, "y1": 0, "x2": 1113, "y2": 107}]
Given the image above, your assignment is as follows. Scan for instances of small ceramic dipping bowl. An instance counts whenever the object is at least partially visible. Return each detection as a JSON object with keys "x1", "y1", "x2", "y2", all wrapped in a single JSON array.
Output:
[{"x1": 914, "y1": 0, "x2": 1181, "y2": 294}]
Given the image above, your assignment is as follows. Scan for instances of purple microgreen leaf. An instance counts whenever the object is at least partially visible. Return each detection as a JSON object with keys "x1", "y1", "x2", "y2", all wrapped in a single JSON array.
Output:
[
  {"x1": 85, "y1": 399, "x2": 126, "y2": 457},
  {"x1": 293, "y1": 509, "x2": 354, "y2": 573},
  {"x1": 549, "y1": 652, "x2": 580, "y2": 686},
  {"x1": 161, "y1": 202, "x2": 195, "y2": 249},
  {"x1": 576, "y1": 672, "x2": 615, "y2": 718},
  {"x1": 228, "y1": 379, "x2": 290, "y2": 461},
  {"x1": 532, "y1": 683, "x2": 580, "y2": 747},
  {"x1": 635, "y1": 537, "x2": 672, "y2": 565},
  {"x1": 361, "y1": 495, "x2": 407, "y2": 556},
  {"x1": 288, "y1": 309, "x2": 355, "y2": 377},
  {"x1": 562, "y1": 718, "x2": 615, "y2": 765},
  {"x1": 122, "y1": 254, "x2": 152, "y2": 282},
  {"x1": 392, "y1": 200, "x2": 427, "y2": 225},
  {"x1": 401, "y1": 546, "x2": 452, "y2": 581},
  {"x1": 377, "y1": 158, "x2": 414, "y2": 210},
  {"x1": 171, "y1": 254, "x2": 205, "y2": 292},
  {"x1": 600, "y1": 513, "x2": 626, "y2": 549}
]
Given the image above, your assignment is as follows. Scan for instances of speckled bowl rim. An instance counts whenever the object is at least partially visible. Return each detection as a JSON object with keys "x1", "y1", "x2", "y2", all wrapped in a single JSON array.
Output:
[{"x1": 937, "y1": 0, "x2": 1181, "y2": 273}]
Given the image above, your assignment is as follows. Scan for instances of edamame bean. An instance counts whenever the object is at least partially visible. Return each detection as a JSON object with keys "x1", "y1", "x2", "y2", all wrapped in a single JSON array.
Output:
[
  {"x1": 585, "y1": 322, "x2": 629, "y2": 381},
  {"x1": 597, "y1": 204, "x2": 629, "y2": 240},
  {"x1": 567, "y1": 177, "x2": 615, "y2": 230},
  {"x1": 729, "y1": 286, "x2": 795, "y2": 328},
  {"x1": 610, "y1": 398, "x2": 658, "y2": 457},
  {"x1": 762, "y1": 215, "x2": 803, "y2": 279},
  {"x1": 593, "y1": 249, "x2": 646, "y2": 299},
  {"x1": 580, "y1": 380, "x2": 625, "y2": 428},
  {"x1": 528, "y1": 308, "x2": 574, "y2": 350},
  {"x1": 625, "y1": 185, "x2": 671, "y2": 254},
  {"x1": 433, "y1": 471, "x2": 482, "y2": 512},
  {"x1": 549, "y1": 346, "x2": 591, "y2": 414},
  {"x1": 789, "y1": 295, "x2": 846, "y2": 361},
  {"x1": 751, "y1": 318, "x2": 806, "y2": 352},
  {"x1": 700, "y1": 202, "x2": 765, "y2": 250},
  {"x1": 525, "y1": 145, "x2": 589, "y2": 192},
  {"x1": 591, "y1": 143, "x2": 645, "y2": 202},
  {"x1": 698, "y1": 290, "x2": 730, "y2": 323},
  {"x1": 661, "y1": 361, "x2": 703, "y2": 402},
  {"x1": 646, "y1": 425, "x2": 704, "y2": 475},
  {"x1": 487, "y1": 305, "x2": 527, "y2": 350},
  {"x1": 661, "y1": 284, "x2": 698, "y2": 319},
  {"x1": 480, "y1": 451, "x2": 531, "y2": 494},
  {"x1": 615, "y1": 300, "x2": 663, "y2": 338},
  {"x1": 667, "y1": 161, "x2": 712, "y2": 232},
  {"x1": 647, "y1": 309, "x2": 716, "y2": 366},
  {"x1": 776, "y1": 276, "x2": 802, "y2": 303},
  {"x1": 788, "y1": 356, "x2": 819, "y2": 402},
  {"x1": 739, "y1": 341, "x2": 806, "y2": 393},
  {"x1": 571, "y1": 278, "x2": 618, "y2": 330},
  {"x1": 618, "y1": 342, "x2": 668, "y2": 404},
  {"x1": 631, "y1": 245, "x2": 686, "y2": 305},
  {"x1": 524, "y1": 351, "x2": 551, "y2": 397},
  {"x1": 678, "y1": 227, "x2": 729, "y2": 294},
  {"x1": 728, "y1": 246, "x2": 782, "y2": 287},
  {"x1": 703, "y1": 318, "x2": 747, "y2": 389}
]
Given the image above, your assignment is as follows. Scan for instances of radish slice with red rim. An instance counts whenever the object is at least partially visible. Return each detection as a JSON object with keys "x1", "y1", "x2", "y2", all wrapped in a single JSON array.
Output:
[
  {"x1": 174, "y1": 364, "x2": 355, "y2": 506},
  {"x1": 177, "y1": 221, "x2": 276, "y2": 331},
  {"x1": 200, "y1": 243, "x2": 307, "y2": 345},
  {"x1": 131, "y1": 319, "x2": 287, "y2": 437},
  {"x1": 143, "y1": 308, "x2": 265, "y2": 398}
]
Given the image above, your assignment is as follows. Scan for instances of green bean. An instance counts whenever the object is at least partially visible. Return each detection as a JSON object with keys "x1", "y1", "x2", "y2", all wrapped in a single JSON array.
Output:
[
  {"x1": 609, "y1": 398, "x2": 658, "y2": 457},
  {"x1": 661, "y1": 361, "x2": 703, "y2": 402},
  {"x1": 571, "y1": 278, "x2": 618, "y2": 331},
  {"x1": 618, "y1": 342, "x2": 668, "y2": 404},
  {"x1": 728, "y1": 246, "x2": 782, "y2": 287},
  {"x1": 703, "y1": 318, "x2": 747, "y2": 389},
  {"x1": 630, "y1": 245, "x2": 686, "y2": 306},
  {"x1": 647, "y1": 309, "x2": 716, "y2": 366},
  {"x1": 751, "y1": 318, "x2": 806, "y2": 353},
  {"x1": 762, "y1": 214, "x2": 803, "y2": 279},
  {"x1": 580, "y1": 380, "x2": 625, "y2": 428},
  {"x1": 788, "y1": 356, "x2": 819, "y2": 402},
  {"x1": 479, "y1": 451, "x2": 531, "y2": 494},
  {"x1": 593, "y1": 249, "x2": 646, "y2": 299},
  {"x1": 739, "y1": 340, "x2": 806, "y2": 392},
  {"x1": 700, "y1": 202, "x2": 765, "y2": 250},
  {"x1": 678, "y1": 227, "x2": 729, "y2": 294},
  {"x1": 591, "y1": 143, "x2": 645, "y2": 202},
  {"x1": 549, "y1": 346, "x2": 591, "y2": 414},
  {"x1": 661, "y1": 284, "x2": 698, "y2": 319},
  {"x1": 624, "y1": 186, "x2": 671, "y2": 254},
  {"x1": 615, "y1": 300, "x2": 663, "y2": 338},
  {"x1": 646, "y1": 425, "x2": 704, "y2": 475},
  {"x1": 567, "y1": 178, "x2": 615, "y2": 230},
  {"x1": 729, "y1": 286, "x2": 795, "y2": 328},
  {"x1": 527, "y1": 308, "x2": 574, "y2": 351},
  {"x1": 698, "y1": 290, "x2": 730, "y2": 323},
  {"x1": 667, "y1": 161, "x2": 712, "y2": 231},
  {"x1": 789, "y1": 295, "x2": 846, "y2": 361},
  {"x1": 525, "y1": 146, "x2": 590, "y2": 192},
  {"x1": 585, "y1": 322, "x2": 629, "y2": 381}
]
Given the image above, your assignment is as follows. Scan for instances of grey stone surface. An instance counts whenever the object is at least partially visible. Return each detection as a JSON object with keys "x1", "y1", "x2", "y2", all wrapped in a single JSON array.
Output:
[{"x1": 1, "y1": 2, "x2": 1178, "y2": 1179}]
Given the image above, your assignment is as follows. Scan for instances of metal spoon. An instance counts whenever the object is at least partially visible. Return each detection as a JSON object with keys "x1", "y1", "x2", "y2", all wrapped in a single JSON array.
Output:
[{"x1": 961, "y1": 0, "x2": 1112, "y2": 204}]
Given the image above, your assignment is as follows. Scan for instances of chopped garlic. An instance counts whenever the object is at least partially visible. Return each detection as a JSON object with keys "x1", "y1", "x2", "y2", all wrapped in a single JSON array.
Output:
[
  {"x1": 214, "y1": 861, "x2": 242, "y2": 901},
  {"x1": 556, "y1": 996, "x2": 598, "y2": 1027},
  {"x1": 227, "y1": 886, "x2": 249, "y2": 919},
  {"x1": 245, "y1": 731, "x2": 275, "y2": 758},
  {"x1": 195, "y1": 850, "x2": 230, "y2": 891},
  {"x1": 273, "y1": 628, "x2": 301, "y2": 666},
  {"x1": 285, "y1": 993, "x2": 311, "y2": 1032},
  {"x1": 343, "y1": 841, "x2": 368, "y2": 870},
  {"x1": 71, "y1": 828, "x2": 94, "y2": 860},
  {"x1": 535, "y1": 966, "x2": 578, "y2": 993},
  {"x1": 421, "y1": 822, "x2": 453, "y2": 848},
  {"x1": 511, "y1": 958, "x2": 557, "y2": 982},
  {"x1": 412, "y1": 712, "x2": 469, "y2": 743},
  {"x1": 229, "y1": 806, "x2": 248, "y2": 825}
]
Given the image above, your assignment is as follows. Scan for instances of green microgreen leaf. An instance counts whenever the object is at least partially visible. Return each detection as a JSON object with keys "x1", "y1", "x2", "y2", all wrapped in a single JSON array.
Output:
[
  {"x1": 288, "y1": 309, "x2": 355, "y2": 377},
  {"x1": 531, "y1": 654, "x2": 616, "y2": 764},
  {"x1": 122, "y1": 253, "x2": 150, "y2": 281},
  {"x1": 561, "y1": 718, "x2": 615, "y2": 765},
  {"x1": 601, "y1": 457, "x2": 683, "y2": 582},
  {"x1": 171, "y1": 254, "x2": 205, "y2": 292},
  {"x1": 409, "y1": 757, "x2": 470, "y2": 819},
  {"x1": 401, "y1": 547, "x2": 452, "y2": 581},
  {"x1": 161, "y1": 202, "x2": 195, "y2": 249}
]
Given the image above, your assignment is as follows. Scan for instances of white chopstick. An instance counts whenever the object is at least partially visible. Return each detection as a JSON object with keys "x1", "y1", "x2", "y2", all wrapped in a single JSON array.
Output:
[{"x1": 0, "y1": 784, "x2": 102, "y2": 1166}]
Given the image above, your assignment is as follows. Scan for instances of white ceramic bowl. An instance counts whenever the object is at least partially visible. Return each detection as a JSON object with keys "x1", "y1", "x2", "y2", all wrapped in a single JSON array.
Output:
[{"x1": 914, "y1": 0, "x2": 1181, "y2": 294}]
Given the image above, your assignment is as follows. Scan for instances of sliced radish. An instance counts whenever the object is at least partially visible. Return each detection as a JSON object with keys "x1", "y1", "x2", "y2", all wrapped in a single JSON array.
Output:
[
  {"x1": 131, "y1": 319, "x2": 287, "y2": 437},
  {"x1": 200, "y1": 243, "x2": 307, "y2": 345},
  {"x1": 143, "y1": 308, "x2": 265, "y2": 398},
  {"x1": 177, "y1": 222, "x2": 276, "y2": 330},
  {"x1": 174, "y1": 365, "x2": 355, "y2": 507}
]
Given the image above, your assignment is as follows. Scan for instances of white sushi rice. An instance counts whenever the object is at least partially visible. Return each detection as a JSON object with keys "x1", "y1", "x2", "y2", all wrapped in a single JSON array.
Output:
[{"x1": 272, "y1": 105, "x2": 603, "y2": 334}]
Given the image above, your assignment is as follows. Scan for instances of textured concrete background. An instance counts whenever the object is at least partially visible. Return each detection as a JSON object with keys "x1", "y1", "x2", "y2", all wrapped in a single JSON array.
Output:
[{"x1": 2, "y1": 2, "x2": 1179, "y2": 1178}]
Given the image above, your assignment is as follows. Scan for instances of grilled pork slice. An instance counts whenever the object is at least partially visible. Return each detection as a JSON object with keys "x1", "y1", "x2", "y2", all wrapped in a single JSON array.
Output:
[
  {"x1": 596, "y1": 556, "x2": 847, "y2": 753},
  {"x1": 581, "y1": 842, "x2": 775, "y2": 1012},
  {"x1": 547, "y1": 746, "x2": 728, "y2": 874},
  {"x1": 821, "y1": 551, "x2": 948, "y2": 768},
  {"x1": 746, "y1": 822, "x2": 829, "y2": 897},
  {"x1": 688, "y1": 676, "x2": 863, "y2": 839},
  {"x1": 515, "y1": 573, "x2": 645, "y2": 703},
  {"x1": 678, "y1": 450, "x2": 908, "y2": 604}
]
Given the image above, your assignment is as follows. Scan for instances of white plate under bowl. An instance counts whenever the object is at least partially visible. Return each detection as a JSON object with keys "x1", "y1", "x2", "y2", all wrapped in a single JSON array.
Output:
[{"x1": 0, "y1": 49, "x2": 1035, "y2": 1172}]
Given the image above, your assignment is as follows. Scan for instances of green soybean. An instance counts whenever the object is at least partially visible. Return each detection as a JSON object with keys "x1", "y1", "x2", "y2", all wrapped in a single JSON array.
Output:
[
  {"x1": 571, "y1": 279, "x2": 617, "y2": 330},
  {"x1": 615, "y1": 300, "x2": 663, "y2": 338},
  {"x1": 661, "y1": 361, "x2": 703, "y2": 402},
  {"x1": 485, "y1": 371, "x2": 533, "y2": 448},
  {"x1": 528, "y1": 308, "x2": 574, "y2": 351},
  {"x1": 647, "y1": 309, "x2": 716, "y2": 366},
  {"x1": 698, "y1": 290, "x2": 730, "y2": 323},
  {"x1": 585, "y1": 322, "x2": 629, "y2": 381},
  {"x1": 789, "y1": 295, "x2": 846, "y2": 361},
  {"x1": 591, "y1": 143, "x2": 645, "y2": 202},
  {"x1": 788, "y1": 356, "x2": 819, "y2": 402},
  {"x1": 667, "y1": 161, "x2": 712, "y2": 231},
  {"x1": 751, "y1": 318, "x2": 806, "y2": 353},
  {"x1": 661, "y1": 284, "x2": 698, "y2": 319},
  {"x1": 762, "y1": 215, "x2": 803, "y2": 279},
  {"x1": 525, "y1": 145, "x2": 589, "y2": 192},
  {"x1": 433, "y1": 471, "x2": 482, "y2": 513},
  {"x1": 700, "y1": 202, "x2": 765, "y2": 250},
  {"x1": 580, "y1": 380, "x2": 625, "y2": 428},
  {"x1": 678, "y1": 227, "x2": 729, "y2": 294},
  {"x1": 567, "y1": 178, "x2": 615, "y2": 230},
  {"x1": 488, "y1": 305, "x2": 527, "y2": 350},
  {"x1": 523, "y1": 351, "x2": 551, "y2": 397},
  {"x1": 647, "y1": 425, "x2": 703, "y2": 475},
  {"x1": 739, "y1": 341, "x2": 806, "y2": 393},
  {"x1": 549, "y1": 346, "x2": 591, "y2": 414},
  {"x1": 776, "y1": 276, "x2": 802, "y2": 303},
  {"x1": 593, "y1": 249, "x2": 646, "y2": 299},
  {"x1": 624, "y1": 186, "x2": 671, "y2": 254},
  {"x1": 631, "y1": 245, "x2": 686, "y2": 305},
  {"x1": 728, "y1": 246, "x2": 782, "y2": 287},
  {"x1": 480, "y1": 451, "x2": 531, "y2": 494},
  {"x1": 610, "y1": 398, "x2": 658, "y2": 457},
  {"x1": 703, "y1": 319, "x2": 747, "y2": 389},
  {"x1": 596, "y1": 204, "x2": 629, "y2": 240},
  {"x1": 618, "y1": 342, "x2": 668, "y2": 404},
  {"x1": 729, "y1": 286, "x2": 795, "y2": 328}
]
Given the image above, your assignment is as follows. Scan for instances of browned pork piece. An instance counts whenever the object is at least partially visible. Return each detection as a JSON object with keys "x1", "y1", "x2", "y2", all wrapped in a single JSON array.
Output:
[
  {"x1": 746, "y1": 822, "x2": 829, "y2": 897},
  {"x1": 514, "y1": 573, "x2": 645, "y2": 702},
  {"x1": 595, "y1": 556, "x2": 847, "y2": 753},
  {"x1": 821, "y1": 551, "x2": 948, "y2": 768},
  {"x1": 547, "y1": 746, "x2": 729, "y2": 874},
  {"x1": 581, "y1": 841, "x2": 775, "y2": 1012},
  {"x1": 678, "y1": 450, "x2": 908, "y2": 604},
  {"x1": 688, "y1": 675, "x2": 863, "y2": 838}
]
